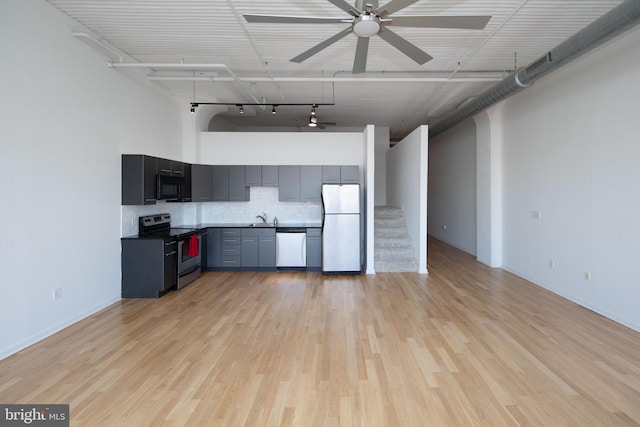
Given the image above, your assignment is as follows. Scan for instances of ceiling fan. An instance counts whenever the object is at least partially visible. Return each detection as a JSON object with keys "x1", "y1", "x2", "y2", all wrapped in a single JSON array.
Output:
[{"x1": 244, "y1": 0, "x2": 491, "y2": 73}]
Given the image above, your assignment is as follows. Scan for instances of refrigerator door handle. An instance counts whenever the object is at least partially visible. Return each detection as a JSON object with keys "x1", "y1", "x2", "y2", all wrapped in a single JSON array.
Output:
[{"x1": 321, "y1": 192, "x2": 325, "y2": 231}]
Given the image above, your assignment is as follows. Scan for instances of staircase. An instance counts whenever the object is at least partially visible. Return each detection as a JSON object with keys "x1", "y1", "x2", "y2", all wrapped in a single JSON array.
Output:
[{"x1": 374, "y1": 206, "x2": 419, "y2": 272}]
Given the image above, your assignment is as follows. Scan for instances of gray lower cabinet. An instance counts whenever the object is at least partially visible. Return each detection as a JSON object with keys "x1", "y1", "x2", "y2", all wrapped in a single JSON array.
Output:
[
  {"x1": 122, "y1": 154, "x2": 157, "y2": 205},
  {"x1": 206, "y1": 228, "x2": 221, "y2": 268},
  {"x1": 306, "y1": 228, "x2": 322, "y2": 269},
  {"x1": 278, "y1": 166, "x2": 301, "y2": 202},
  {"x1": 191, "y1": 164, "x2": 213, "y2": 202},
  {"x1": 121, "y1": 238, "x2": 177, "y2": 298},
  {"x1": 207, "y1": 228, "x2": 276, "y2": 270},
  {"x1": 301, "y1": 166, "x2": 322, "y2": 202}
]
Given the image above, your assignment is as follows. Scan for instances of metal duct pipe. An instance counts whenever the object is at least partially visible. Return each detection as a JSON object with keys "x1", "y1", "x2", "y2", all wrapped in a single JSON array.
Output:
[{"x1": 430, "y1": 0, "x2": 640, "y2": 137}]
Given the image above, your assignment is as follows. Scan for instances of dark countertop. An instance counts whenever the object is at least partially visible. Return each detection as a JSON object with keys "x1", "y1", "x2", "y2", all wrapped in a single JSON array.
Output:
[
  {"x1": 179, "y1": 222, "x2": 322, "y2": 230},
  {"x1": 122, "y1": 222, "x2": 322, "y2": 240}
]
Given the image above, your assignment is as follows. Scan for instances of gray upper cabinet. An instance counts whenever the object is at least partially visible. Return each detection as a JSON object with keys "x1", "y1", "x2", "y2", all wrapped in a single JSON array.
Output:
[
  {"x1": 229, "y1": 165, "x2": 248, "y2": 201},
  {"x1": 322, "y1": 166, "x2": 341, "y2": 184},
  {"x1": 191, "y1": 164, "x2": 213, "y2": 202},
  {"x1": 278, "y1": 166, "x2": 301, "y2": 202},
  {"x1": 122, "y1": 154, "x2": 157, "y2": 205},
  {"x1": 211, "y1": 166, "x2": 229, "y2": 201},
  {"x1": 300, "y1": 166, "x2": 322, "y2": 202},
  {"x1": 261, "y1": 166, "x2": 279, "y2": 187},
  {"x1": 340, "y1": 165, "x2": 359, "y2": 183},
  {"x1": 245, "y1": 165, "x2": 262, "y2": 187}
]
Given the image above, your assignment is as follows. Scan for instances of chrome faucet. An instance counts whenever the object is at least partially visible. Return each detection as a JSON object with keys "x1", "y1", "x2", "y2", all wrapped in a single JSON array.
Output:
[{"x1": 256, "y1": 212, "x2": 267, "y2": 223}]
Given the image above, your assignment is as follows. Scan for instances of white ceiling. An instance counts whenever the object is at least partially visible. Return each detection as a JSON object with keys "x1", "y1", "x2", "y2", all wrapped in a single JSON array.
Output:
[{"x1": 47, "y1": 0, "x2": 623, "y2": 139}]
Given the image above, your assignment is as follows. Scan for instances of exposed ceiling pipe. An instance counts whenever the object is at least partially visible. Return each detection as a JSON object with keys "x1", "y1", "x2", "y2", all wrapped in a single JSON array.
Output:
[
  {"x1": 71, "y1": 32, "x2": 123, "y2": 63},
  {"x1": 146, "y1": 75, "x2": 503, "y2": 83},
  {"x1": 430, "y1": 0, "x2": 640, "y2": 138},
  {"x1": 108, "y1": 62, "x2": 261, "y2": 105}
]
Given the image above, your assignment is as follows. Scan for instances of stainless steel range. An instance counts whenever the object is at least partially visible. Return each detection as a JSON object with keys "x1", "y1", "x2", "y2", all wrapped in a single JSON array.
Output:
[{"x1": 138, "y1": 213, "x2": 202, "y2": 289}]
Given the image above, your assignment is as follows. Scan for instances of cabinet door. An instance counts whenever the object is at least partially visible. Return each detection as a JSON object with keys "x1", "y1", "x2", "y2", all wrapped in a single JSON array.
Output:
[
  {"x1": 278, "y1": 166, "x2": 301, "y2": 202},
  {"x1": 245, "y1": 165, "x2": 262, "y2": 187},
  {"x1": 182, "y1": 163, "x2": 192, "y2": 201},
  {"x1": 211, "y1": 166, "x2": 229, "y2": 201},
  {"x1": 340, "y1": 165, "x2": 359, "y2": 183},
  {"x1": 241, "y1": 236, "x2": 259, "y2": 267},
  {"x1": 191, "y1": 164, "x2": 213, "y2": 202},
  {"x1": 258, "y1": 230, "x2": 276, "y2": 268},
  {"x1": 156, "y1": 158, "x2": 172, "y2": 176},
  {"x1": 301, "y1": 166, "x2": 322, "y2": 202},
  {"x1": 322, "y1": 165, "x2": 341, "y2": 184},
  {"x1": 306, "y1": 228, "x2": 322, "y2": 268},
  {"x1": 206, "y1": 228, "x2": 222, "y2": 268},
  {"x1": 122, "y1": 154, "x2": 157, "y2": 205},
  {"x1": 229, "y1": 165, "x2": 248, "y2": 201},
  {"x1": 261, "y1": 165, "x2": 279, "y2": 187}
]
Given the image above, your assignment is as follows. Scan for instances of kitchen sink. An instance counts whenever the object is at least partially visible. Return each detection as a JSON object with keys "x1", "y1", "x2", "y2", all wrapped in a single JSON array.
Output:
[{"x1": 248, "y1": 223, "x2": 274, "y2": 227}]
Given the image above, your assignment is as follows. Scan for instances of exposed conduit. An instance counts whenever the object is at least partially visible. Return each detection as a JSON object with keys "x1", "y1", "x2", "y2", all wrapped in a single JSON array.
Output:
[
  {"x1": 108, "y1": 62, "x2": 262, "y2": 105},
  {"x1": 429, "y1": 0, "x2": 640, "y2": 138},
  {"x1": 71, "y1": 32, "x2": 123, "y2": 63}
]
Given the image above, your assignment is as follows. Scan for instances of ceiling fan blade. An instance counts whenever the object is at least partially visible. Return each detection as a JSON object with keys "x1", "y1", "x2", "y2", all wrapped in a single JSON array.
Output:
[
  {"x1": 389, "y1": 15, "x2": 491, "y2": 29},
  {"x1": 377, "y1": 28, "x2": 433, "y2": 65},
  {"x1": 352, "y1": 37, "x2": 370, "y2": 74},
  {"x1": 376, "y1": 0, "x2": 420, "y2": 16},
  {"x1": 244, "y1": 14, "x2": 346, "y2": 24},
  {"x1": 327, "y1": 0, "x2": 360, "y2": 16},
  {"x1": 291, "y1": 28, "x2": 352, "y2": 63}
]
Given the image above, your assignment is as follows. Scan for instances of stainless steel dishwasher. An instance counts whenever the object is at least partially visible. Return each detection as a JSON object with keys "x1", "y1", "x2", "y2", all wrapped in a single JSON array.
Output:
[{"x1": 275, "y1": 227, "x2": 307, "y2": 268}]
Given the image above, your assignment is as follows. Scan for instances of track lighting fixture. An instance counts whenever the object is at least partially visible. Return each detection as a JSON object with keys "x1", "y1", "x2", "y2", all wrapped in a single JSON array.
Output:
[
  {"x1": 311, "y1": 104, "x2": 317, "y2": 116},
  {"x1": 308, "y1": 115, "x2": 318, "y2": 127},
  {"x1": 272, "y1": 105, "x2": 277, "y2": 114},
  {"x1": 238, "y1": 105, "x2": 245, "y2": 114}
]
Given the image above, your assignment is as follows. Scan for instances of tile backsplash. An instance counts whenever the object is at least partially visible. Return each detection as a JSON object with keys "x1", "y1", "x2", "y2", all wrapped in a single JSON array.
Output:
[{"x1": 121, "y1": 187, "x2": 321, "y2": 236}]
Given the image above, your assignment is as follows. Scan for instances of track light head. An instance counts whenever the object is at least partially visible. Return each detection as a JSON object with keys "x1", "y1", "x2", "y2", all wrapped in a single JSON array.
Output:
[
  {"x1": 308, "y1": 115, "x2": 318, "y2": 127},
  {"x1": 311, "y1": 104, "x2": 317, "y2": 116},
  {"x1": 272, "y1": 105, "x2": 277, "y2": 115},
  {"x1": 239, "y1": 105, "x2": 245, "y2": 114}
]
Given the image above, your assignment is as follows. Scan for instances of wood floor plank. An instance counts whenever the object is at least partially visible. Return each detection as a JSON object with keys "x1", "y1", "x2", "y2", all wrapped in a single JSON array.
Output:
[{"x1": 1, "y1": 238, "x2": 640, "y2": 426}]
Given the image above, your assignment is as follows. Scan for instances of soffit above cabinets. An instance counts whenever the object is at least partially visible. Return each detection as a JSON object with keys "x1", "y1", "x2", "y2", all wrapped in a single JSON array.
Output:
[{"x1": 47, "y1": 0, "x2": 624, "y2": 140}]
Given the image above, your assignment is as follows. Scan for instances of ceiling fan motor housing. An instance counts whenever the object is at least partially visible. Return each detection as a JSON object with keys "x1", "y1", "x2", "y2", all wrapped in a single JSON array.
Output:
[{"x1": 353, "y1": 14, "x2": 381, "y2": 37}]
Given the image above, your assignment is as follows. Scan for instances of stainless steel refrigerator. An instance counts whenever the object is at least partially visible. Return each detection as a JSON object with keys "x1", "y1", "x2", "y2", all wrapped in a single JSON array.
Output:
[{"x1": 321, "y1": 184, "x2": 361, "y2": 273}]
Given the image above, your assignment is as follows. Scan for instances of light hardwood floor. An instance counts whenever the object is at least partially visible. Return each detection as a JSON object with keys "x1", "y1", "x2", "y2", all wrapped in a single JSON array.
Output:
[{"x1": 1, "y1": 239, "x2": 640, "y2": 426}]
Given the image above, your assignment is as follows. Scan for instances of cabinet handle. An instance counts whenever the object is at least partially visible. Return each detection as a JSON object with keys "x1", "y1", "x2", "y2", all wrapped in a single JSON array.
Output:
[
  {"x1": 165, "y1": 241, "x2": 177, "y2": 246},
  {"x1": 173, "y1": 171, "x2": 183, "y2": 175},
  {"x1": 160, "y1": 169, "x2": 171, "y2": 173},
  {"x1": 145, "y1": 199, "x2": 156, "y2": 202},
  {"x1": 165, "y1": 251, "x2": 176, "y2": 256}
]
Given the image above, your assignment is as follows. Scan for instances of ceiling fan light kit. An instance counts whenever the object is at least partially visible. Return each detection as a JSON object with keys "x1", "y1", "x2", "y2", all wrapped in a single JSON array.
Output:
[{"x1": 244, "y1": 0, "x2": 491, "y2": 74}]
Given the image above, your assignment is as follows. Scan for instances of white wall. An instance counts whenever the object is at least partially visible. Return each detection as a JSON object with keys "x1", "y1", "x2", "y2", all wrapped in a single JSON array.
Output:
[
  {"x1": 500, "y1": 25, "x2": 640, "y2": 332},
  {"x1": 374, "y1": 127, "x2": 390, "y2": 206},
  {"x1": 428, "y1": 119, "x2": 477, "y2": 255},
  {"x1": 386, "y1": 126, "x2": 428, "y2": 274},
  {"x1": 0, "y1": 0, "x2": 182, "y2": 359},
  {"x1": 430, "y1": 25, "x2": 640, "y2": 332}
]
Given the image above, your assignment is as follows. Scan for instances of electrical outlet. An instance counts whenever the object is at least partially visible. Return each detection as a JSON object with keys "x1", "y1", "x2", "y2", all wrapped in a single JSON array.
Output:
[
  {"x1": 443, "y1": 225, "x2": 447, "y2": 230},
  {"x1": 548, "y1": 260, "x2": 555, "y2": 269},
  {"x1": 584, "y1": 272, "x2": 591, "y2": 281},
  {"x1": 53, "y1": 288, "x2": 63, "y2": 300},
  {"x1": 130, "y1": 218, "x2": 135, "y2": 227},
  {"x1": 532, "y1": 210, "x2": 541, "y2": 220}
]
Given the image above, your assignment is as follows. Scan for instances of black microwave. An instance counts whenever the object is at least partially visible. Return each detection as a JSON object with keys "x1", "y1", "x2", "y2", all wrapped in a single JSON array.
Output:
[{"x1": 156, "y1": 174, "x2": 185, "y2": 200}]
